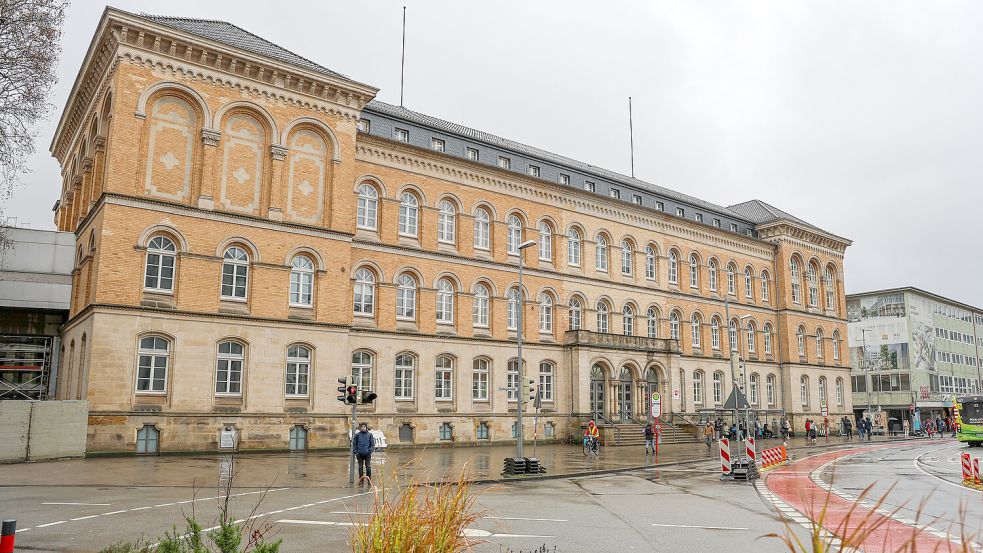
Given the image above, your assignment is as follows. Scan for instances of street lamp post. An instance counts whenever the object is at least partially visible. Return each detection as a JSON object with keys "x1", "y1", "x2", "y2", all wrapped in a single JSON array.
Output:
[
  {"x1": 514, "y1": 239, "x2": 538, "y2": 460},
  {"x1": 861, "y1": 328, "x2": 873, "y2": 420}
]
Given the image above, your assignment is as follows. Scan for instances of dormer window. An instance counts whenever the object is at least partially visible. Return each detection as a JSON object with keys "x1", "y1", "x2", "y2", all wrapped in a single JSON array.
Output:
[{"x1": 394, "y1": 128, "x2": 409, "y2": 142}]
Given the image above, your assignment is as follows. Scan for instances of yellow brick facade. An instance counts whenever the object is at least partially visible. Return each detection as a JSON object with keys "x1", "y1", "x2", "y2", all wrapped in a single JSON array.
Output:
[{"x1": 50, "y1": 9, "x2": 852, "y2": 453}]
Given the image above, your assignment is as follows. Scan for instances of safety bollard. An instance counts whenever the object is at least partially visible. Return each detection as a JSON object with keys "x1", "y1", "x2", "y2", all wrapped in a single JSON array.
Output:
[
  {"x1": 745, "y1": 436, "x2": 756, "y2": 466},
  {"x1": 974, "y1": 458, "x2": 982, "y2": 489},
  {"x1": 719, "y1": 438, "x2": 731, "y2": 476},
  {"x1": 962, "y1": 453, "x2": 972, "y2": 484},
  {"x1": 0, "y1": 520, "x2": 16, "y2": 553}
]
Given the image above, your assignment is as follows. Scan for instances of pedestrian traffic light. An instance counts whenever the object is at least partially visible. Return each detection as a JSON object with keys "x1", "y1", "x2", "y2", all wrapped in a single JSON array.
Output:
[
  {"x1": 337, "y1": 377, "x2": 350, "y2": 404},
  {"x1": 345, "y1": 384, "x2": 358, "y2": 404},
  {"x1": 520, "y1": 377, "x2": 536, "y2": 402}
]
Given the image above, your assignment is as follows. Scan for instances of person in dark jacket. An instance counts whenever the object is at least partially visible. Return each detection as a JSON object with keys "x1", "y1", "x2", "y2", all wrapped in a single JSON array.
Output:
[{"x1": 353, "y1": 423, "x2": 375, "y2": 485}]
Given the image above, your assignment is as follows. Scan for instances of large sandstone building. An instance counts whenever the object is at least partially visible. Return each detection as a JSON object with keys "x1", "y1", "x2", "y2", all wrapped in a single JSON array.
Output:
[{"x1": 52, "y1": 8, "x2": 853, "y2": 453}]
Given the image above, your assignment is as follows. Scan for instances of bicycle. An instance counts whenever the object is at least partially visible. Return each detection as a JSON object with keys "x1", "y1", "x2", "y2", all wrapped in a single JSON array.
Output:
[{"x1": 583, "y1": 436, "x2": 600, "y2": 459}]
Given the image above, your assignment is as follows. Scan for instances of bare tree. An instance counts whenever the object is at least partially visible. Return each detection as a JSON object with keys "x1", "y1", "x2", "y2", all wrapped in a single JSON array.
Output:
[{"x1": 0, "y1": 0, "x2": 69, "y2": 201}]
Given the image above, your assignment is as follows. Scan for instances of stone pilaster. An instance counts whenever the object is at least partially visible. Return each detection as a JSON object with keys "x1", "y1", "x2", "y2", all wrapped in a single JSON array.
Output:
[
  {"x1": 197, "y1": 129, "x2": 221, "y2": 210},
  {"x1": 267, "y1": 144, "x2": 288, "y2": 221}
]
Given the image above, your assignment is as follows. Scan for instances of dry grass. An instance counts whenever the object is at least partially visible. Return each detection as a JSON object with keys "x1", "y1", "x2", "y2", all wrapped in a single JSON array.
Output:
[{"x1": 349, "y1": 470, "x2": 485, "y2": 553}]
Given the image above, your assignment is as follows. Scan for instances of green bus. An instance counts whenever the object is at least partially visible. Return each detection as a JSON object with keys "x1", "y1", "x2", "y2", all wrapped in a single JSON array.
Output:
[{"x1": 955, "y1": 395, "x2": 983, "y2": 447}]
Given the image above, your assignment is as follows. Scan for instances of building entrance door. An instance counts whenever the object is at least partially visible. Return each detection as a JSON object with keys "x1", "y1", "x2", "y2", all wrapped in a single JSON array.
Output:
[
  {"x1": 618, "y1": 367, "x2": 633, "y2": 420},
  {"x1": 590, "y1": 365, "x2": 605, "y2": 420}
]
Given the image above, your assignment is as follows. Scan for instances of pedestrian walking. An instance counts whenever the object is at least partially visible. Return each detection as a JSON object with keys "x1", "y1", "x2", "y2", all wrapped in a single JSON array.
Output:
[
  {"x1": 703, "y1": 421, "x2": 714, "y2": 452},
  {"x1": 352, "y1": 422, "x2": 375, "y2": 486},
  {"x1": 902, "y1": 418, "x2": 909, "y2": 438},
  {"x1": 843, "y1": 417, "x2": 853, "y2": 441},
  {"x1": 780, "y1": 417, "x2": 789, "y2": 440},
  {"x1": 865, "y1": 417, "x2": 873, "y2": 441},
  {"x1": 948, "y1": 416, "x2": 956, "y2": 438},
  {"x1": 644, "y1": 422, "x2": 656, "y2": 458}
]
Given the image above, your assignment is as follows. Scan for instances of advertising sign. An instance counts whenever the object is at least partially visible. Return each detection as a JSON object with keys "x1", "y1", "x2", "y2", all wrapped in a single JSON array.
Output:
[{"x1": 672, "y1": 388, "x2": 680, "y2": 400}]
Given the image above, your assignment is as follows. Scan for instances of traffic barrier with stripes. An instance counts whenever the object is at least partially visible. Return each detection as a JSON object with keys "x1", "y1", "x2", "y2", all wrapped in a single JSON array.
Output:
[
  {"x1": 974, "y1": 457, "x2": 982, "y2": 490},
  {"x1": 719, "y1": 438, "x2": 731, "y2": 476},
  {"x1": 962, "y1": 453, "x2": 972, "y2": 485},
  {"x1": 0, "y1": 520, "x2": 15, "y2": 553},
  {"x1": 759, "y1": 445, "x2": 789, "y2": 471},
  {"x1": 745, "y1": 436, "x2": 756, "y2": 465}
]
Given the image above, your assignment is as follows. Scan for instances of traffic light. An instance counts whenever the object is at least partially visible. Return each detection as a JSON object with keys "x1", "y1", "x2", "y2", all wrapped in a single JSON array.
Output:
[
  {"x1": 361, "y1": 390, "x2": 378, "y2": 404},
  {"x1": 337, "y1": 377, "x2": 350, "y2": 404},
  {"x1": 345, "y1": 384, "x2": 358, "y2": 404},
  {"x1": 520, "y1": 377, "x2": 536, "y2": 403}
]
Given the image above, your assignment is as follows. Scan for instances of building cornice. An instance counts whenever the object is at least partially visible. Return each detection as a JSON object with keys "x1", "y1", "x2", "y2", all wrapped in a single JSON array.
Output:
[
  {"x1": 756, "y1": 221, "x2": 852, "y2": 254},
  {"x1": 847, "y1": 286, "x2": 983, "y2": 315}
]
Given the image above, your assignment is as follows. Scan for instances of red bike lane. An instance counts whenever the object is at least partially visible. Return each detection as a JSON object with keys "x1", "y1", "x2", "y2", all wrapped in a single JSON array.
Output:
[{"x1": 764, "y1": 443, "x2": 957, "y2": 553}]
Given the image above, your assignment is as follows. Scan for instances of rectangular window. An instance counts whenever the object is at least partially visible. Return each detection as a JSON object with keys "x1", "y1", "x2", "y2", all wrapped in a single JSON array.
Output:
[
  {"x1": 676, "y1": 207, "x2": 684, "y2": 217},
  {"x1": 472, "y1": 359, "x2": 489, "y2": 400},
  {"x1": 559, "y1": 173, "x2": 570, "y2": 185},
  {"x1": 632, "y1": 194, "x2": 642, "y2": 205},
  {"x1": 585, "y1": 181, "x2": 595, "y2": 192},
  {"x1": 431, "y1": 138, "x2": 445, "y2": 152},
  {"x1": 746, "y1": 229, "x2": 753, "y2": 237},
  {"x1": 610, "y1": 188, "x2": 621, "y2": 199},
  {"x1": 466, "y1": 147, "x2": 479, "y2": 161},
  {"x1": 656, "y1": 201, "x2": 664, "y2": 212},
  {"x1": 730, "y1": 223, "x2": 738, "y2": 232},
  {"x1": 477, "y1": 422, "x2": 489, "y2": 440},
  {"x1": 713, "y1": 219, "x2": 721, "y2": 228},
  {"x1": 357, "y1": 119, "x2": 370, "y2": 133},
  {"x1": 528, "y1": 165, "x2": 540, "y2": 177},
  {"x1": 394, "y1": 128, "x2": 409, "y2": 142},
  {"x1": 439, "y1": 423, "x2": 452, "y2": 440},
  {"x1": 215, "y1": 344, "x2": 244, "y2": 396},
  {"x1": 695, "y1": 213, "x2": 703, "y2": 223},
  {"x1": 498, "y1": 156, "x2": 511, "y2": 169},
  {"x1": 221, "y1": 262, "x2": 248, "y2": 299}
]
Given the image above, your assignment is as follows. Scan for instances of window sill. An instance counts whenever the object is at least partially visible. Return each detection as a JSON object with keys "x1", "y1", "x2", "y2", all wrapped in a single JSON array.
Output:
[
  {"x1": 220, "y1": 296, "x2": 248, "y2": 303},
  {"x1": 135, "y1": 391, "x2": 167, "y2": 396},
  {"x1": 143, "y1": 288, "x2": 174, "y2": 295}
]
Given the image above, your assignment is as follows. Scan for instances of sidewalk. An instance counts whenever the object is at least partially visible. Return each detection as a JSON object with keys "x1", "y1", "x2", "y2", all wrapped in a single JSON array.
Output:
[{"x1": 0, "y1": 434, "x2": 928, "y2": 489}]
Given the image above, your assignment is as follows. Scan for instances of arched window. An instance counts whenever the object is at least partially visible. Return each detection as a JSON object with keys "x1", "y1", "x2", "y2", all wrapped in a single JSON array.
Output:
[
  {"x1": 763, "y1": 323, "x2": 773, "y2": 354},
  {"x1": 749, "y1": 373, "x2": 759, "y2": 405},
  {"x1": 435, "y1": 278, "x2": 455, "y2": 324},
  {"x1": 285, "y1": 344, "x2": 310, "y2": 397},
  {"x1": 473, "y1": 207, "x2": 490, "y2": 250},
  {"x1": 353, "y1": 268, "x2": 375, "y2": 316},
  {"x1": 713, "y1": 371, "x2": 723, "y2": 404},
  {"x1": 539, "y1": 360, "x2": 555, "y2": 401},
  {"x1": 800, "y1": 375, "x2": 809, "y2": 406},
  {"x1": 645, "y1": 246, "x2": 656, "y2": 280},
  {"x1": 621, "y1": 240, "x2": 633, "y2": 275},
  {"x1": 835, "y1": 377, "x2": 844, "y2": 405},
  {"x1": 646, "y1": 308, "x2": 659, "y2": 338},
  {"x1": 351, "y1": 350, "x2": 372, "y2": 393},
  {"x1": 567, "y1": 228, "x2": 582, "y2": 266},
  {"x1": 711, "y1": 318, "x2": 721, "y2": 350},
  {"x1": 221, "y1": 246, "x2": 249, "y2": 299},
  {"x1": 728, "y1": 320, "x2": 738, "y2": 352},
  {"x1": 435, "y1": 355, "x2": 454, "y2": 400},
  {"x1": 595, "y1": 234, "x2": 608, "y2": 271},
  {"x1": 689, "y1": 254, "x2": 699, "y2": 288},
  {"x1": 746, "y1": 321, "x2": 756, "y2": 353},
  {"x1": 437, "y1": 200, "x2": 456, "y2": 244},
  {"x1": 472, "y1": 283, "x2": 489, "y2": 328},
  {"x1": 289, "y1": 255, "x2": 315, "y2": 306},
  {"x1": 816, "y1": 328, "x2": 825, "y2": 358},
  {"x1": 539, "y1": 222, "x2": 553, "y2": 261},
  {"x1": 693, "y1": 370, "x2": 704, "y2": 404},
  {"x1": 356, "y1": 184, "x2": 378, "y2": 229},
  {"x1": 690, "y1": 314, "x2": 702, "y2": 349},
  {"x1": 708, "y1": 259, "x2": 718, "y2": 291},
  {"x1": 396, "y1": 274, "x2": 417, "y2": 320},
  {"x1": 136, "y1": 425, "x2": 160, "y2": 455},
  {"x1": 144, "y1": 235, "x2": 176, "y2": 292},
  {"x1": 623, "y1": 304, "x2": 635, "y2": 336},
  {"x1": 797, "y1": 326, "x2": 806, "y2": 357},
  {"x1": 398, "y1": 192, "x2": 419, "y2": 237},
  {"x1": 767, "y1": 374, "x2": 776, "y2": 405},
  {"x1": 215, "y1": 341, "x2": 245, "y2": 396},
  {"x1": 760, "y1": 270, "x2": 770, "y2": 301},
  {"x1": 832, "y1": 330, "x2": 841, "y2": 361},
  {"x1": 596, "y1": 301, "x2": 610, "y2": 333},
  {"x1": 807, "y1": 263, "x2": 819, "y2": 307},
  {"x1": 539, "y1": 293, "x2": 554, "y2": 333},
  {"x1": 744, "y1": 268, "x2": 753, "y2": 299},
  {"x1": 506, "y1": 288, "x2": 521, "y2": 331},
  {"x1": 667, "y1": 250, "x2": 678, "y2": 284},
  {"x1": 790, "y1": 258, "x2": 801, "y2": 304},
  {"x1": 824, "y1": 267, "x2": 836, "y2": 312},
  {"x1": 507, "y1": 359, "x2": 521, "y2": 401},
  {"x1": 136, "y1": 335, "x2": 169, "y2": 392},
  {"x1": 726, "y1": 263, "x2": 736, "y2": 295},
  {"x1": 394, "y1": 353, "x2": 415, "y2": 399},
  {"x1": 818, "y1": 376, "x2": 827, "y2": 405},
  {"x1": 507, "y1": 214, "x2": 523, "y2": 255},
  {"x1": 669, "y1": 311, "x2": 680, "y2": 341},
  {"x1": 569, "y1": 297, "x2": 583, "y2": 330},
  {"x1": 472, "y1": 357, "x2": 489, "y2": 400}
]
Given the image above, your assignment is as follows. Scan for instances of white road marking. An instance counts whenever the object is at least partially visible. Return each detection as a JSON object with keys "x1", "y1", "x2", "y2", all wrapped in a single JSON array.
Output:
[
  {"x1": 15, "y1": 528, "x2": 30, "y2": 533},
  {"x1": 101, "y1": 510, "x2": 128, "y2": 516},
  {"x1": 36, "y1": 521, "x2": 66, "y2": 528},
  {"x1": 277, "y1": 519, "x2": 337, "y2": 526},
  {"x1": 652, "y1": 523, "x2": 749, "y2": 531},
  {"x1": 70, "y1": 515, "x2": 99, "y2": 521},
  {"x1": 485, "y1": 516, "x2": 568, "y2": 522},
  {"x1": 42, "y1": 502, "x2": 111, "y2": 506}
]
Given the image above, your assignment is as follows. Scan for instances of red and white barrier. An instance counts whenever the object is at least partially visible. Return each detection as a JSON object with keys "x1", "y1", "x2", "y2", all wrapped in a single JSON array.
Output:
[
  {"x1": 760, "y1": 445, "x2": 789, "y2": 470},
  {"x1": 974, "y1": 458, "x2": 981, "y2": 487},
  {"x1": 745, "y1": 437, "x2": 756, "y2": 465},
  {"x1": 0, "y1": 520, "x2": 15, "y2": 553},
  {"x1": 962, "y1": 453, "x2": 972, "y2": 483},
  {"x1": 719, "y1": 438, "x2": 731, "y2": 475}
]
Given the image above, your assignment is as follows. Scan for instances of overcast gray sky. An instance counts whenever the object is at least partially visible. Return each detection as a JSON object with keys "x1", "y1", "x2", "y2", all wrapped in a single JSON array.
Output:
[{"x1": 10, "y1": 0, "x2": 982, "y2": 307}]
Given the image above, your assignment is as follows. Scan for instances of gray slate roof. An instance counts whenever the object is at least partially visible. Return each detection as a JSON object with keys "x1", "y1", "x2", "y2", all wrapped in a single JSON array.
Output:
[
  {"x1": 727, "y1": 199, "x2": 825, "y2": 233},
  {"x1": 140, "y1": 15, "x2": 348, "y2": 80},
  {"x1": 365, "y1": 100, "x2": 742, "y2": 220}
]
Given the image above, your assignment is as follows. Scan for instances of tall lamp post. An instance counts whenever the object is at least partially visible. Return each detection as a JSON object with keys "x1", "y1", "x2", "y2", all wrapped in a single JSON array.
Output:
[
  {"x1": 514, "y1": 239, "x2": 538, "y2": 459},
  {"x1": 860, "y1": 328, "x2": 873, "y2": 420}
]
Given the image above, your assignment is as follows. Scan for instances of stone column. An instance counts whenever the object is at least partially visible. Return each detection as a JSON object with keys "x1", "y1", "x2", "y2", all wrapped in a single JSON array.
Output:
[
  {"x1": 69, "y1": 177, "x2": 83, "y2": 230},
  {"x1": 90, "y1": 136, "x2": 107, "y2": 207},
  {"x1": 197, "y1": 129, "x2": 221, "y2": 209},
  {"x1": 267, "y1": 145, "x2": 288, "y2": 221},
  {"x1": 79, "y1": 158, "x2": 94, "y2": 219}
]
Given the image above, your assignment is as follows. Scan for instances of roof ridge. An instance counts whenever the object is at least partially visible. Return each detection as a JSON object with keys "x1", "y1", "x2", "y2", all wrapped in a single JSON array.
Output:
[{"x1": 140, "y1": 14, "x2": 228, "y2": 24}]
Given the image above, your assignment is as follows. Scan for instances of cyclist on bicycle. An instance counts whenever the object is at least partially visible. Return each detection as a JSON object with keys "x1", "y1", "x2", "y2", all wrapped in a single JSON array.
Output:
[{"x1": 583, "y1": 419, "x2": 600, "y2": 452}]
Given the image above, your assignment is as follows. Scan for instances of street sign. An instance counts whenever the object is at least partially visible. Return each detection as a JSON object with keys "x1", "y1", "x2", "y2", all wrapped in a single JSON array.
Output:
[
  {"x1": 820, "y1": 401, "x2": 828, "y2": 417},
  {"x1": 651, "y1": 392, "x2": 662, "y2": 418},
  {"x1": 672, "y1": 388, "x2": 680, "y2": 400}
]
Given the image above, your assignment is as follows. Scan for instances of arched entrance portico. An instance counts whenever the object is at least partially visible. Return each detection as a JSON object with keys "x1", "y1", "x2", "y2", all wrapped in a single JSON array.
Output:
[
  {"x1": 590, "y1": 364, "x2": 605, "y2": 420},
  {"x1": 617, "y1": 366, "x2": 634, "y2": 420},
  {"x1": 642, "y1": 364, "x2": 667, "y2": 420}
]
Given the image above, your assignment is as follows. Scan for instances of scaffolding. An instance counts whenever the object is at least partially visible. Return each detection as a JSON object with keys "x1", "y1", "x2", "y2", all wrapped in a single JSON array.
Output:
[{"x1": 0, "y1": 335, "x2": 55, "y2": 400}]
